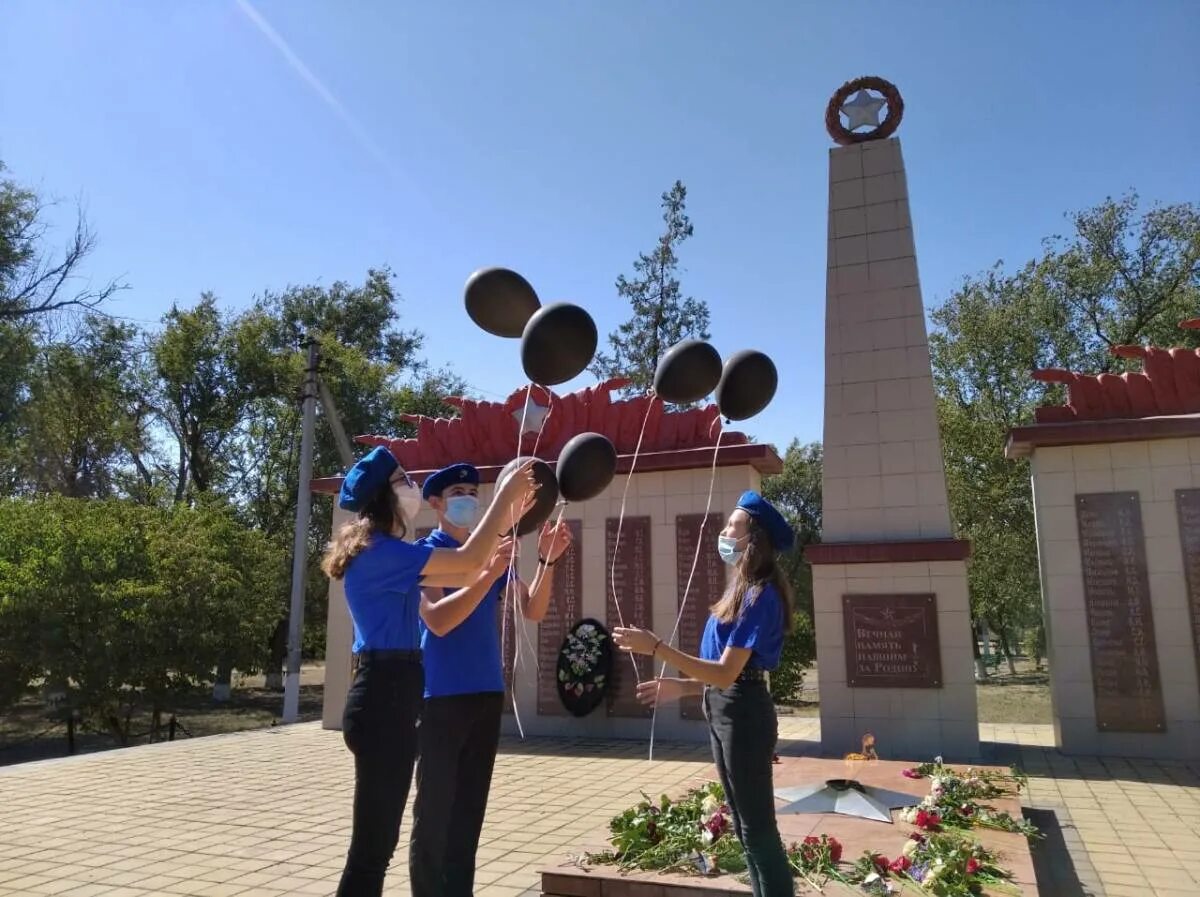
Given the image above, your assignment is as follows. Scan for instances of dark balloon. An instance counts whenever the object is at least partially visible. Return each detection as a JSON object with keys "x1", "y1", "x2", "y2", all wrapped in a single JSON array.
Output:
[
  {"x1": 653, "y1": 339, "x2": 723, "y2": 404},
  {"x1": 520, "y1": 302, "x2": 597, "y2": 386},
  {"x1": 464, "y1": 267, "x2": 541, "y2": 338},
  {"x1": 715, "y1": 350, "x2": 778, "y2": 421},
  {"x1": 496, "y1": 456, "x2": 558, "y2": 536},
  {"x1": 556, "y1": 432, "x2": 617, "y2": 502}
]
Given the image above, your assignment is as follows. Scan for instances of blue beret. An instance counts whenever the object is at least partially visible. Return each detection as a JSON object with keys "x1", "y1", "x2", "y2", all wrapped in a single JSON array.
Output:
[
  {"x1": 422, "y1": 462, "x2": 479, "y2": 500},
  {"x1": 736, "y1": 490, "x2": 795, "y2": 552},
  {"x1": 339, "y1": 446, "x2": 399, "y2": 512}
]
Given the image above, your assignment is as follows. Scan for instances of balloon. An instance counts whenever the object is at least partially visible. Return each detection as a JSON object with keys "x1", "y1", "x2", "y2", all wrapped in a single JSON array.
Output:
[
  {"x1": 495, "y1": 456, "x2": 558, "y2": 536},
  {"x1": 556, "y1": 432, "x2": 617, "y2": 502},
  {"x1": 464, "y1": 268, "x2": 541, "y2": 338},
  {"x1": 715, "y1": 350, "x2": 778, "y2": 421},
  {"x1": 520, "y1": 303, "x2": 597, "y2": 386},
  {"x1": 653, "y1": 339, "x2": 722, "y2": 404}
]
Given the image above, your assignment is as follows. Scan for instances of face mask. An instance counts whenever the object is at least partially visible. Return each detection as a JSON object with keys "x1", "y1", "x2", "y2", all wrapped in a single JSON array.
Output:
[
  {"x1": 718, "y1": 535, "x2": 743, "y2": 566},
  {"x1": 393, "y1": 483, "x2": 422, "y2": 527},
  {"x1": 444, "y1": 495, "x2": 480, "y2": 529}
]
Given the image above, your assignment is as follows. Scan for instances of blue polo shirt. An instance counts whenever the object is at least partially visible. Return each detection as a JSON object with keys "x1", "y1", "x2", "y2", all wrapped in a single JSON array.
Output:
[
  {"x1": 343, "y1": 534, "x2": 434, "y2": 653},
  {"x1": 700, "y1": 583, "x2": 785, "y2": 670},
  {"x1": 418, "y1": 529, "x2": 509, "y2": 698}
]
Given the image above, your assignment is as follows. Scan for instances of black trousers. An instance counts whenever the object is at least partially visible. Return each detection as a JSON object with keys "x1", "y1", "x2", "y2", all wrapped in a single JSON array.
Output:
[
  {"x1": 705, "y1": 680, "x2": 794, "y2": 897},
  {"x1": 336, "y1": 654, "x2": 424, "y2": 897},
  {"x1": 409, "y1": 691, "x2": 505, "y2": 897}
]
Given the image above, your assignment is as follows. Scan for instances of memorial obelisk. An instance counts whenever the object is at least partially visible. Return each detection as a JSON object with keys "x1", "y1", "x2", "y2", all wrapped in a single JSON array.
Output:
[{"x1": 808, "y1": 78, "x2": 979, "y2": 760}]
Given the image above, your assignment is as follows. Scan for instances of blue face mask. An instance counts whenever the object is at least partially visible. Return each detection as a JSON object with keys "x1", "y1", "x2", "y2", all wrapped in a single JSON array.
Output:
[
  {"x1": 718, "y1": 535, "x2": 743, "y2": 565},
  {"x1": 444, "y1": 495, "x2": 480, "y2": 529}
]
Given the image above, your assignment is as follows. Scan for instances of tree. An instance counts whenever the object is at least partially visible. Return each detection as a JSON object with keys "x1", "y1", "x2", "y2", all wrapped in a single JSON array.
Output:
[
  {"x1": 930, "y1": 194, "x2": 1200, "y2": 675},
  {"x1": 0, "y1": 161, "x2": 123, "y2": 322},
  {"x1": 591, "y1": 181, "x2": 711, "y2": 393},
  {"x1": 17, "y1": 316, "x2": 149, "y2": 499},
  {"x1": 760, "y1": 440, "x2": 822, "y2": 702},
  {"x1": 0, "y1": 496, "x2": 285, "y2": 739}
]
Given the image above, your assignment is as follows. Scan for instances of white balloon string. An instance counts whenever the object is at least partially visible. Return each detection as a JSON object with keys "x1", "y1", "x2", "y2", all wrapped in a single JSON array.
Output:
[
  {"x1": 647, "y1": 427, "x2": 726, "y2": 762},
  {"x1": 503, "y1": 385, "x2": 533, "y2": 740},
  {"x1": 609, "y1": 394, "x2": 658, "y2": 687}
]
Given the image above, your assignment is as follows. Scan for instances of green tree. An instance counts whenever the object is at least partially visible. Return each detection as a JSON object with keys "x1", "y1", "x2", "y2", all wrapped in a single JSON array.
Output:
[
  {"x1": 0, "y1": 160, "x2": 123, "y2": 322},
  {"x1": 591, "y1": 181, "x2": 711, "y2": 393},
  {"x1": 760, "y1": 440, "x2": 822, "y2": 702},
  {"x1": 930, "y1": 194, "x2": 1200, "y2": 674},
  {"x1": 18, "y1": 316, "x2": 149, "y2": 498}
]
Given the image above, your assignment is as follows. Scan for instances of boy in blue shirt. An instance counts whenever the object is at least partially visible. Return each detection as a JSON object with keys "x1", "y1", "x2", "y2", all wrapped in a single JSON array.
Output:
[{"x1": 409, "y1": 462, "x2": 572, "y2": 897}]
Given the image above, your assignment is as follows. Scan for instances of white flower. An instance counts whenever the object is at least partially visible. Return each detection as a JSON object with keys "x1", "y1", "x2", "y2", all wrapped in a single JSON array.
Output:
[
  {"x1": 933, "y1": 755, "x2": 943, "y2": 765},
  {"x1": 900, "y1": 807, "x2": 918, "y2": 824},
  {"x1": 930, "y1": 777, "x2": 943, "y2": 791},
  {"x1": 701, "y1": 795, "x2": 720, "y2": 816},
  {"x1": 931, "y1": 786, "x2": 944, "y2": 800},
  {"x1": 902, "y1": 839, "x2": 920, "y2": 858},
  {"x1": 701, "y1": 828, "x2": 715, "y2": 845}
]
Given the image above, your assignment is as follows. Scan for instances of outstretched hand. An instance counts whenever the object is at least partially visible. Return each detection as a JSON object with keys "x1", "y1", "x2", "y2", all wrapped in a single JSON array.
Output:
[
  {"x1": 538, "y1": 519, "x2": 573, "y2": 563},
  {"x1": 612, "y1": 626, "x2": 659, "y2": 656},
  {"x1": 484, "y1": 537, "x2": 516, "y2": 580},
  {"x1": 636, "y1": 678, "x2": 686, "y2": 707}
]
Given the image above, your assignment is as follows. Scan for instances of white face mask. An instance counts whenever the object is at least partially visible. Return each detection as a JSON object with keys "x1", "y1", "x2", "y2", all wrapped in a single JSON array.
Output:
[{"x1": 393, "y1": 482, "x2": 422, "y2": 527}]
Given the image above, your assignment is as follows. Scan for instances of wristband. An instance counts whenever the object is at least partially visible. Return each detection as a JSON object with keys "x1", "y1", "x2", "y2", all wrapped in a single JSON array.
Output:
[
  {"x1": 652, "y1": 637, "x2": 662, "y2": 656},
  {"x1": 538, "y1": 556, "x2": 556, "y2": 566}
]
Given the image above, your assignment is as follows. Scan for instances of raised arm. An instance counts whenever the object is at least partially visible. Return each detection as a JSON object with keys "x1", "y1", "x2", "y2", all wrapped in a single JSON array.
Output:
[
  {"x1": 519, "y1": 520, "x2": 574, "y2": 623},
  {"x1": 420, "y1": 541, "x2": 512, "y2": 636}
]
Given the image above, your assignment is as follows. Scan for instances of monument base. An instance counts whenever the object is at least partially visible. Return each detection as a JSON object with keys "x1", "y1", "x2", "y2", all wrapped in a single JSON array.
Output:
[
  {"x1": 811, "y1": 556, "x2": 980, "y2": 761},
  {"x1": 541, "y1": 757, "x2": 1038, "y2": 896}
]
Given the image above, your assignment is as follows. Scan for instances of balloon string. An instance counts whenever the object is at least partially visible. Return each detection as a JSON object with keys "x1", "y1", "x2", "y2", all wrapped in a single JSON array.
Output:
[
  {"x1": 503, "y1": 385, "x2": 534, "y2": 741},
  {"x1": 609, "y1": 394, "x2": 658, "y2": 688},
  {"x1": 647, "y1": 427, "x2": 726, "y2": 762}
]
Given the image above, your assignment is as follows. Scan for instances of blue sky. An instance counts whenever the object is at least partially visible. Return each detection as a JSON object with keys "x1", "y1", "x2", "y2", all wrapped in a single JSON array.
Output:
[{"x1": 2, "y1": 1, "x2": 1197, "y2": 453}]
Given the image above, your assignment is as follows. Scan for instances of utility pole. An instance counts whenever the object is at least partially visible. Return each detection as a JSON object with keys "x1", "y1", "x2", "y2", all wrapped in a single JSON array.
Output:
[{"x1": 283, "y1": 338, "x2": 319, "y2": 723}]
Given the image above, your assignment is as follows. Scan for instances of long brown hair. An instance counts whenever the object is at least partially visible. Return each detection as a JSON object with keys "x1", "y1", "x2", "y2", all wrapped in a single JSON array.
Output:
[
  {"x1": 321, "y1": 483, "x2": 406, "y2": 580},
  {"x1": 711, "y1": 517, "x2": 794, "y2": 632}
]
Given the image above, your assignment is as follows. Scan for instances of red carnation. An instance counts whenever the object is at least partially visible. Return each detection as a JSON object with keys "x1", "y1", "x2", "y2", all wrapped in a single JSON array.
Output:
[
  {"x1": 914, "y1": 809, "x2": 942, "y2": 831},
  {"x1": 967, "y1": 858, "x2": 981, "y2": 875},
  {"x1": 889, "y1": 856, "x2": 911, "y2": 874},
  {"x1": 908, "y1": 832, "x2": 926, "y2": 844},
  {"x1": 902, "y1": 768, "x2": 921, "y2": 779},
  {"x1": 871, "y1": 854, "x2": 890, "y2": 874},
  {"x1": 828, "y1": 837, "x2": 843, "y2": 863},
  {"x1": 961, "y1": 804, "x2": 975, "y2": 816}
]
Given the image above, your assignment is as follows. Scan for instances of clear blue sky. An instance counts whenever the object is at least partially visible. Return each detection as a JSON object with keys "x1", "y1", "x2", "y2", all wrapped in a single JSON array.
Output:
[{"x1": 2, "y1": 1, "x2": 1197, "y2": 453}]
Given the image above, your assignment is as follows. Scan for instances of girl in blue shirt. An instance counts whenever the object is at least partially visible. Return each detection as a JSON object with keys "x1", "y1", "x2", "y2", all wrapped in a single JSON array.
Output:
[
  {"x1": 614, "y1": 490, "x2": 797, "y2": 897},
  {"x1": 321, "y1": 446, "x2": 537, "y2": 897}
]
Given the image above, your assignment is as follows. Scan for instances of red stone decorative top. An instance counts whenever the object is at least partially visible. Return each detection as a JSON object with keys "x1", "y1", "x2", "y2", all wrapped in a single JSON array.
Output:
[
  {"x1": 354, "y1": 378, "x2": 748, "y2": 472},
  {"x1": 1031, "y1": 320, "x2": 1200, "y2": 423}
]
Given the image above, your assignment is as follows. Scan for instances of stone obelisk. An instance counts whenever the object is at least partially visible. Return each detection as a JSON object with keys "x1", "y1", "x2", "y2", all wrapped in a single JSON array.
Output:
[{"x1": 808, "y1": 79, "x2": 979, "y2": 760}]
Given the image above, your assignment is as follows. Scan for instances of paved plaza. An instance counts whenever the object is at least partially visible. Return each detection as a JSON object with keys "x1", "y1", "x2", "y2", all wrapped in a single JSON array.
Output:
[{"x1": 1, "y1": 719, "x2": 1198, "y2": 897}]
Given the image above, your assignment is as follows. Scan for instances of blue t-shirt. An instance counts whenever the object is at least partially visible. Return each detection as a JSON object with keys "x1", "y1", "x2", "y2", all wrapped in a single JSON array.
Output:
[
  {"x1": 699, "y1": 583, "x2": 785, "y2": 671},
  {"x1": 417, "y1": 529, "x2": 510, "y2": 698},
  {"x1": 343, "y1": 534, "x2": 434, "y2": 653}
]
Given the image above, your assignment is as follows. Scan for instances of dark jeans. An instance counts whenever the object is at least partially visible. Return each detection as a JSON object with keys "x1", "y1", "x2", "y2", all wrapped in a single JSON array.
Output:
[
  {"x1": 705, "y1": 680, "x2": 794, "y2": 897},
  {"x1": 409, "y1": 691, "x2": 505, "y2": 897},
  {"x1": 336, "y1": 653, "x2": 424, "y2": 897}
]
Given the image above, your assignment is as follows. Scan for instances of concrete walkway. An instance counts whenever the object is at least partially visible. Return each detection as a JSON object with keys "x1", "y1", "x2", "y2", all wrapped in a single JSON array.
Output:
[{"x1": 0, "y1": 720, "x2": 1197, "y2": 896}]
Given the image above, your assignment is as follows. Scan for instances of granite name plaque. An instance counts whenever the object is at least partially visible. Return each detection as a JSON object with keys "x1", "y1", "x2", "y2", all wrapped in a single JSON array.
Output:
[
  {"x1": 1176, "y1": 489, "x2": 1200, "y2": 690},
  {"x1": 537, "y1": 519, "x2": 583, "y2": 716},
  {"x1": 605, "y1": 516, "x2": 653, "y2": 718},
  {"x1": 843, "y1": 594, "x2": 942, "y2": 688},
  {"x1": 1076, "y1": 492, "x2": 1165, "y2": 732},
  {"x1": 675, "y1": 513, "x2": 726, "y2": 720}
]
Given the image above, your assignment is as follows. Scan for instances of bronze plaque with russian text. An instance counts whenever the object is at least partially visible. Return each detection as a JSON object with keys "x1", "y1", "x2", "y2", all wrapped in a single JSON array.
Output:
[
  {"x1": 537, "y1": 519, "x2": 584, "y2": 716},
  {"x1": 1076, "y1": 492, "x2": 1165, "y2": 733},
  {"x1": 1176, "y1": 489, "x2": 1200, "y2": 693},
  {"x1": 843, "y1": 594, "x2": 942, "y2": 688},
  {"x1": 606, "y1": 516, "x2": 653, "y2": 718},
  {"x1": 675, "y1": 513, "x2": 726, "y2": 720}
]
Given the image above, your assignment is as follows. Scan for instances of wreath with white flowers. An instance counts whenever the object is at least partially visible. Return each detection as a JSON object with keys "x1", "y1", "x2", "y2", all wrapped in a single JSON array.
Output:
[{"x1": 556, "y1": 617, "x2": 612, "y2": 717}]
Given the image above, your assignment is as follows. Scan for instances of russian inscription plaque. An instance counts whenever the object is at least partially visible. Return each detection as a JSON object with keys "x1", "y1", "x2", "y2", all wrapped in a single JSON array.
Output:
[
  {"x1": 1176, "y1": 489, "x2": 1200, "y2": 690},
  {"x1": 1076, "y1": 492, "x2": 1165, "y2": 733},
  {"x1": 606, "y1": 516, "x2": 653, "y2": 718},
  {"x1": 843, "y1": 594, "x2": 942, "y2": 688},
  {"x1": 675, "y1": 513, "x2": 726, "y2": 719},
  {"x1": 537, "y1": 519, "x2": 583, "y2": 716}
]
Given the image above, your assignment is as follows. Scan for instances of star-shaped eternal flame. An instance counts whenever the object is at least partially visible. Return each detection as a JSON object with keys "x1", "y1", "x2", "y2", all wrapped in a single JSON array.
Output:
[
  {"x1": 841, "y1": 88, "x2": 886, "y2": 131},
  {"x1": 513, "y1": 395, "x2": 550, "y2": 436}
]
